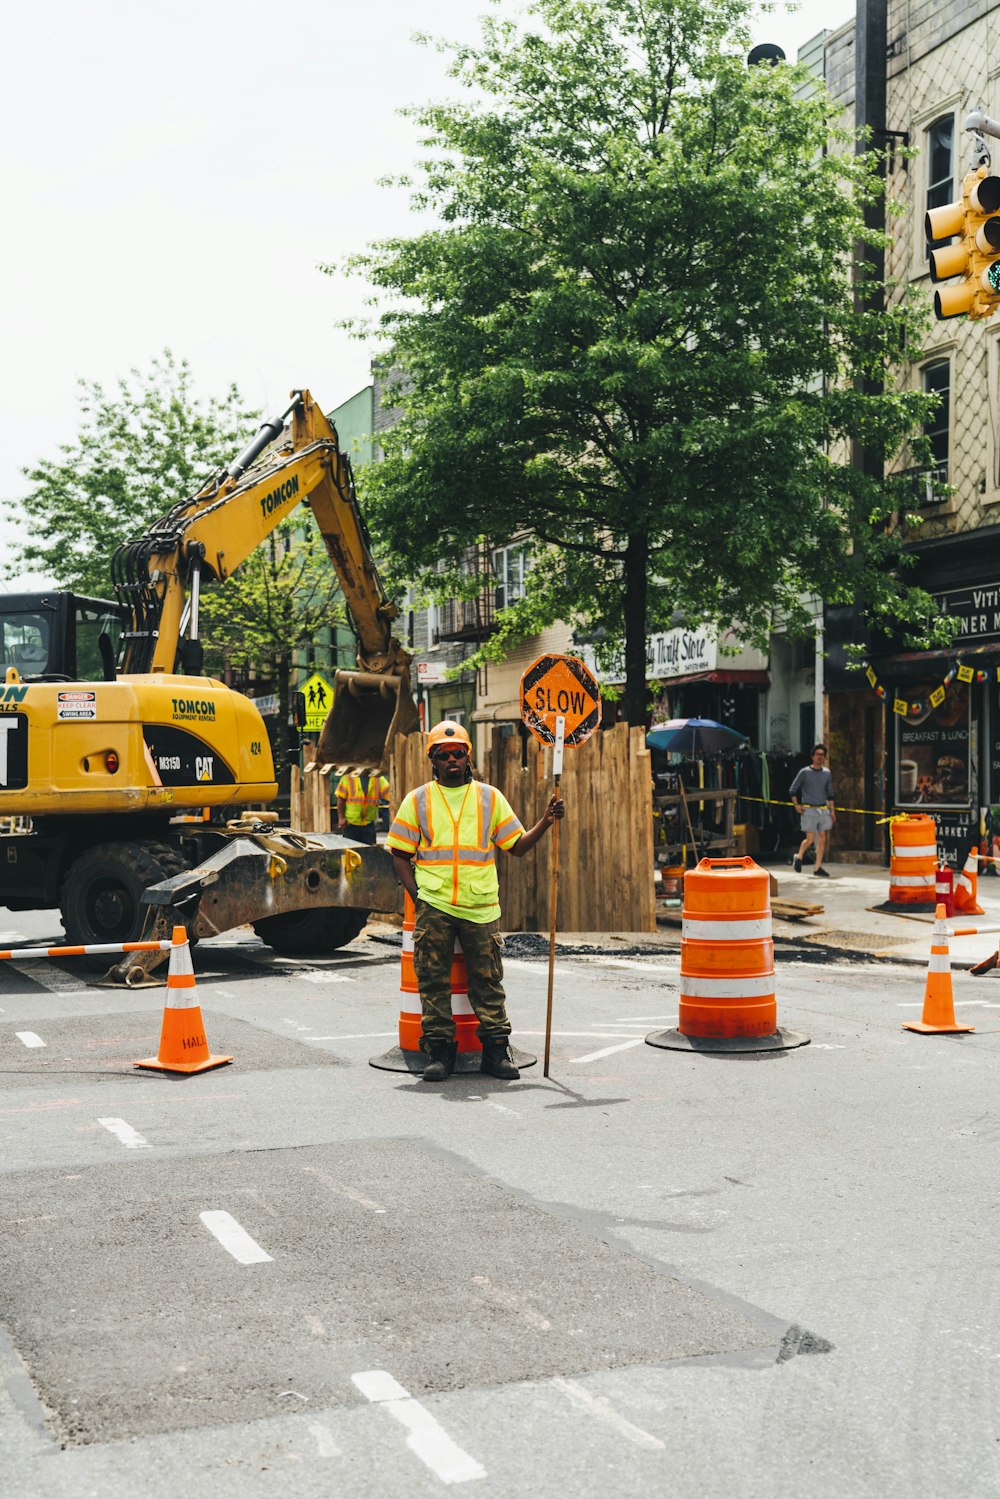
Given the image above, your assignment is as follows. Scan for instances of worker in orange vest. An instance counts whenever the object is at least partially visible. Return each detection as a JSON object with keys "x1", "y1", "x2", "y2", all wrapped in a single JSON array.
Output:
[{"x1": 387, "y1": 720, "x2": 563, "y2": 1082}]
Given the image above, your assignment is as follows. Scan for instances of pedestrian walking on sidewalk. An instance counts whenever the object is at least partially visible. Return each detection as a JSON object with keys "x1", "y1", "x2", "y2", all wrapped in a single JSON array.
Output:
[
  {"x1": 387, "y1": 720, "x2": 564, "y2": 1083},
  {"x1": 790, "y1": 743, "x2": 836, "y2": 878}
]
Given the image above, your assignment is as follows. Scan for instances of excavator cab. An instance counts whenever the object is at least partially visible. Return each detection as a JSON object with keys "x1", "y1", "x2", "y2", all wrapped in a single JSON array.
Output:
[
  {"x1": 317, "y1": 668, "x2": 420, "y2": 772},
  {"x1": 0, "y1": 593, "x2": 122, "y2": 681}
]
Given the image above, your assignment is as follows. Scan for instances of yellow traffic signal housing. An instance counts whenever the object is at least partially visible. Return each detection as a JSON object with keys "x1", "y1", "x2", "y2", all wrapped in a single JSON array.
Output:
[{"x1": 926, "y1": 168, "x2": 1000, "y2": 320}]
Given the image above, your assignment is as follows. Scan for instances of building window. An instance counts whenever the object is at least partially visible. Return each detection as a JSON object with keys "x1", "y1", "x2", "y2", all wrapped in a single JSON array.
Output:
[
  {"x1": 922, "y1": 358, "x2": 950, "y2": 487},
  {"x1": 926, "y1": 116, "x2": 955, "y2": 256},
  {"x1": 493, "y1": 543, "x2": 530, "y2": 611}
]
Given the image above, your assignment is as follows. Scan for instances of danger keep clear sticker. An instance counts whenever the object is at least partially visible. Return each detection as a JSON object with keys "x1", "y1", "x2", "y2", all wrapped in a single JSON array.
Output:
[{"x1": 57, "y1": 691, "x2": 97, "y2": 721}]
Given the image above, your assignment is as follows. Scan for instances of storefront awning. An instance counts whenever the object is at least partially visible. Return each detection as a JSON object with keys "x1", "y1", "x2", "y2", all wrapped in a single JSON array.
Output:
[
  {"x1": 660, "y1": 669, "x2": 770, "y2": 688},
  {"x1": 877, "y1": 643, "x2": 1000, "y2": 681}
]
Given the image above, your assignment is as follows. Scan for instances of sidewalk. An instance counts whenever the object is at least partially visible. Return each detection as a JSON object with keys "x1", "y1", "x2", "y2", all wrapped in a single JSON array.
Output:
[
  {"x1": 476, "y1": 861, "x2": 1000, "y2": 969},
  {"x1": 766, "y1": 860, "x2": 1000, "y2": 967}
]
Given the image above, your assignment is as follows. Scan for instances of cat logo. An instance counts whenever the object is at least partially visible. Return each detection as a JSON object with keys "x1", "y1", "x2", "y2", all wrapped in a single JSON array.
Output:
[{"x1": 195, "y1": 755, "x2": 214, "y2": 783}]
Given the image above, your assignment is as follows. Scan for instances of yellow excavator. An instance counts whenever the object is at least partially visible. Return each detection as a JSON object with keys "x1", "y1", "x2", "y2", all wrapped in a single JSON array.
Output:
[{"x1": 0, "y1": 390, "x2": 416, "y2": 958}]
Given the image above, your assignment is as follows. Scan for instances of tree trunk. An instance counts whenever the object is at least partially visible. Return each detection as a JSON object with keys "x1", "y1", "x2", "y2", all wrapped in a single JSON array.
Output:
[{"x1": 622, "y1": 531, "x2": 649, "y2": 727}]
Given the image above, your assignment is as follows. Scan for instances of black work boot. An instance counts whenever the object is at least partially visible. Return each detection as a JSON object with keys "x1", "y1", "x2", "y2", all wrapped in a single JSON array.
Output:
[
  {"x1": 421, "y1": 1039, "x2": 457, "y2": 1082},
  {"x1": 480, "y1": 1037, "x2": 520, "y2": 1080}
]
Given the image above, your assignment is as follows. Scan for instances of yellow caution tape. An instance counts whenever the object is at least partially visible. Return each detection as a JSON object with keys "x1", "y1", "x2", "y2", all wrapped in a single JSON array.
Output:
[{"x1": 736, "y1": 794, "x2": 894, "y2": 819}]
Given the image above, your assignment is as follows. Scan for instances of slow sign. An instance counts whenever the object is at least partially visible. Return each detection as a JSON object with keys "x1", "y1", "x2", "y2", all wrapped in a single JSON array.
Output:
[{"x1": 519, "y1": 653, "x2": 601, "y2": 748}]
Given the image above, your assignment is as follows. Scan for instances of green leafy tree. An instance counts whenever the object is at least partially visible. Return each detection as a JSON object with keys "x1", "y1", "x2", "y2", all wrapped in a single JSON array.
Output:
[
  {"x1": 12, "y1": 350, "x2": 257, "y2": 598},
  {"x1": 199, "y1": 520, "x2": 348, "y2": 771},
  {"x1": 334, "y1": 0, "x2": 949, "y2": 724}
]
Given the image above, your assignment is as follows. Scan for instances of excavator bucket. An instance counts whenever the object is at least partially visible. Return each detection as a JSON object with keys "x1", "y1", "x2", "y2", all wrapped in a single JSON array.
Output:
[{"x1": 316, "y1": 669, "x2": 420, "y2": 772}]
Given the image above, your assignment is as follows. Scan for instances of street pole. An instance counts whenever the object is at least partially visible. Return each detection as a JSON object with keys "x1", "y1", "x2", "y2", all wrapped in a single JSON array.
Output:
[{"x1": 543, "y1": 714, "x2": 565, "y2": 1078}]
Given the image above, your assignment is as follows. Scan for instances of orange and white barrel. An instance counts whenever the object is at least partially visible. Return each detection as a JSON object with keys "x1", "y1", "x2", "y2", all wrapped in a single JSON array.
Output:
[
  {"x1": 398, "y1": 893, "x2": 479, "y2": 1055},
  {"x1": 889, "y1": 815, "x2": 938, "y2": 905},
  {"x1": 678, "y1": 857, "x2": 776, "y2": 1040}
]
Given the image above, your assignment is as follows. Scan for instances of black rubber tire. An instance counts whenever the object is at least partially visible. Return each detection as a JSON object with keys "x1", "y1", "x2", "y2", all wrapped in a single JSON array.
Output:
[
  {"x1": 252, "y1": 906, "x2": 369, "y2": 956},
  {"x1": 60, "y1": 840, "x2": 190, "y2": 947}
]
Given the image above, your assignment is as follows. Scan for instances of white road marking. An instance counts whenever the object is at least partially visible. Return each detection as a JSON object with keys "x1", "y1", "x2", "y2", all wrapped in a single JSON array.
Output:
[
  {"x1": 570, "y1": 1038, "x2": 647, "y2": 1064},
  {"x1": 301, "y1": 971, "x2": 355, "y2": 984},
  {"x1": 309, "y1": 1421, "x2": 341, "y2": 1456},
  {"x1": 23, "y1": 960, "x2": 89, "y2": 992},
  {"x1": 308, "y1": 1032, "x2": 396, "y2": 1041},
  {"x1": 15, "y1": 1031, "x2": 45, "y2": 1049},
  {"x1": 810, "y1": 1044, "x2": 846, "y2": 1051},
  {"x1": 551, "y1": 1376, "x2": 665, "y2": 1450},
  {"x1": 97, "y1": 1117, "x2": 149, "y2": 1149},
  {"x1": 612, "y1": 1016, "x2": 678, "y2": 1022},
  {"x1": 301, "y1": 1166, "x2": 386, "y2": 1213},
  {"x1": 199, "y1": 1210, "x2": 273, "y2": 1265},
  {"x1": 352, "y1": 1369, "x2": 486, "y2": 1484},
  {"x1": 520, "y1": 1030, "x2": 654, "y2": 1039},
  {"x1": 590, "y1": 958, "x2": 679, "y2": 973},
  {"x1": 503, "y1": 959, "x2": 573, "y2": 976}
]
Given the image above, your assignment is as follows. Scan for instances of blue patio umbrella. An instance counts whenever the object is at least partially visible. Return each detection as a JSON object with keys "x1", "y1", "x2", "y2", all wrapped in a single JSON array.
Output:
[{"x1": 645, "y1": 718, "x2": 747, "y2": 756}]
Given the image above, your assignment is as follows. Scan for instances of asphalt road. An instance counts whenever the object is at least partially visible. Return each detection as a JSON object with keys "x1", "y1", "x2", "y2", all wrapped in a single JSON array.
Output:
[{"x1": 1, "y1": 909, "x2": 999, "y2": 1498}]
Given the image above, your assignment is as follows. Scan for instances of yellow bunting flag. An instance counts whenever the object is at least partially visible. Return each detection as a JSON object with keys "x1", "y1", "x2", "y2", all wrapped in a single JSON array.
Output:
[
  {"x1": 893, "y1": 698, "x2": 908, "y2": 716},
  {"x1": 957, "y1": 664, "x2": 974, "y2": 683},
  {"x1": 929, "y1": 685, "x2": 946, "y2": 708}
]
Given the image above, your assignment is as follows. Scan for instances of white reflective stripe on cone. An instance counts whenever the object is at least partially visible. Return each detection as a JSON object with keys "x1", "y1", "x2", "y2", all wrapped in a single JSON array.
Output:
[
  {"x1": 928, "y1": 950, "x2": 951, "y2": 973},
  {"x1": 956, "y1": 875, "x2": 973, "y2": 891},
  {"x1": 890, "y1": 873, "x2": 937, "y2": 887},
  {"x1": 402, "y1": 931, "x2": 414, "y2": 952},
  {"x1": 680, "y1": 974, "x2": 775, "y2": 999},
  {"x1": 401, "y1": 999, "x2": 475, "y2": 1016},
  {"x1": 170, "y1": 942, "x2": 195, "y2": 978},
  {"x1": 893, "y1": 844, "x2": 938, "y2": 859},
  {"x1": 682, "y1": 916, "x2": 772, "y2": 942}
]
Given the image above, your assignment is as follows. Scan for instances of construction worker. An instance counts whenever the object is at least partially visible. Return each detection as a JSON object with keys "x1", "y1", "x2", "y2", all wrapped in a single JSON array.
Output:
[
  {"x1": 335, "y1": 769, "x2": 389, "y2": 846},
  {"x1": 387, "y1": 720, "x2": 564, "y2": 1082}
]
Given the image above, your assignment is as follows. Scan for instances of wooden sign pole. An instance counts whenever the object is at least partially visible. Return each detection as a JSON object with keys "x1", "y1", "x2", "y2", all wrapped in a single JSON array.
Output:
[{"x1": 543, "y1": 714, "x2": 566, "y2": 1078}]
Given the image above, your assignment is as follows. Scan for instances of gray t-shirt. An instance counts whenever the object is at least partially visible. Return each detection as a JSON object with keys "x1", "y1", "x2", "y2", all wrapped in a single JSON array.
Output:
[{"x1": 789, "y1": 766, "x2": 834, "y2": 806}]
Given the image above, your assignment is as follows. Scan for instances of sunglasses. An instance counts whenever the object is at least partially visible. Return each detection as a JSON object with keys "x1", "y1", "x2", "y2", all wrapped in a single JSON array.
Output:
[{"x1": 434, "y1": 747, "x2": 468, "y2": 761}]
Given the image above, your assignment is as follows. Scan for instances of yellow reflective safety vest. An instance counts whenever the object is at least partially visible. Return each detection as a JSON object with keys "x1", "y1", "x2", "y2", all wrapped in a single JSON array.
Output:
[
  {"x1": 335, "y1": 772, "x2": 388, "y2": 825},
  {"x1": 387, "y1": 779, "x2": 524, "y2": 923}
]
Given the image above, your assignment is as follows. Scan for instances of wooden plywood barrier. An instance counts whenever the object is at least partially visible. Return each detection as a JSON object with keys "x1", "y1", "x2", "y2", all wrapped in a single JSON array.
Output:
[
  {"x1": 388, "y1": 723, "x2": 655, "y2": 934},
  {"x1": 290, "y1": 744, "x2": 332, "y2": 832}
]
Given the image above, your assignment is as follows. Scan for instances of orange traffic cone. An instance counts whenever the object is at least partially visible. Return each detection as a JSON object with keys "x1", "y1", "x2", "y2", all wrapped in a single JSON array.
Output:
[
  {"x1": 134, "y1": 927, "x2": 233, "y2": 1073},
  {"x1": 953, "y1": 848, "x2": 985, "y2": 916},
  {"x1": 903, "y1": 904, "x2": 975, "y2": 1034}
]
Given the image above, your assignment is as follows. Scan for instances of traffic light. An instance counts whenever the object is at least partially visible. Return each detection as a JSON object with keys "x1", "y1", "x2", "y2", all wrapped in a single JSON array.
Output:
[{"x1": 926, "y1": 168, "x2": 1000, "y2": 320}]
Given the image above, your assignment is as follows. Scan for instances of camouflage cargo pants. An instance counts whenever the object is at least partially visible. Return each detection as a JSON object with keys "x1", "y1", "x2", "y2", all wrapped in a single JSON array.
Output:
[{"x1": 412, "y1": 899, "x2": 510, "y2": 1045}]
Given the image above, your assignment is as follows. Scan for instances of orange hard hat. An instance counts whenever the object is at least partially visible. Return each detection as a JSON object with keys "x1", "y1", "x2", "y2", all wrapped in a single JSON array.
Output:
[{"x1": 426, "y1": 719, "x2": 472, "y2": 754}]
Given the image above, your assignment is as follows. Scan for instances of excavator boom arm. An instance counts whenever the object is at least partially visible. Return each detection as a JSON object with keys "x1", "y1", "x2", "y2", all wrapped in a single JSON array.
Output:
[{"x1": 114, "y1": 391, "x2": 403, "y2": 677}]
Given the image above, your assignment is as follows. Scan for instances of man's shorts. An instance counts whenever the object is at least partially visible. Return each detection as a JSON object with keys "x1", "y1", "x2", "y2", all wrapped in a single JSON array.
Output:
[{"x1": 801, "y1": 806, "x2": 833, "y2": 833}]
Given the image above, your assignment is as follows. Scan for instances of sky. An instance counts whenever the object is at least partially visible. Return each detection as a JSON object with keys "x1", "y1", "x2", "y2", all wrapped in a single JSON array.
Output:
[{"x1": 0, "y1": 0, "x2": 853, "y2": 589}]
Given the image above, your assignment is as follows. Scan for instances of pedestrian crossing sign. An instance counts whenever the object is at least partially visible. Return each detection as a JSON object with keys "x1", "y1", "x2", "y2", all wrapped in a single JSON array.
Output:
[{"x1": 300, "y1": 672, "x2": 334, "y2": 732}]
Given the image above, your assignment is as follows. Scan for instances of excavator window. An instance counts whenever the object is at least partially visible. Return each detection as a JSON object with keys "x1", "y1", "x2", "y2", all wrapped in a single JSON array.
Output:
[
  {"x1": 1, "y1": 614, "x2": 50, "y2": 675},
  {"x1": 76, "y1": 604, "x2": 121, "y2": 680}
]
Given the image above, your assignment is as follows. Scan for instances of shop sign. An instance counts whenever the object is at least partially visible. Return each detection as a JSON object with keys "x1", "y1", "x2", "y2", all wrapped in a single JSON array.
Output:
[
  {"x1": 417, "y1": 662, "x2": 448, "y2": 685},
  {"x1": 578, "y1": 627, "x2": 764, "y2": 684},
  {"x1": 648, "y1": 626, "x2": 717, "y2": 679},
  {"x1": 932, "y1": 582, "x2": 1000, "y2": 644}
]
